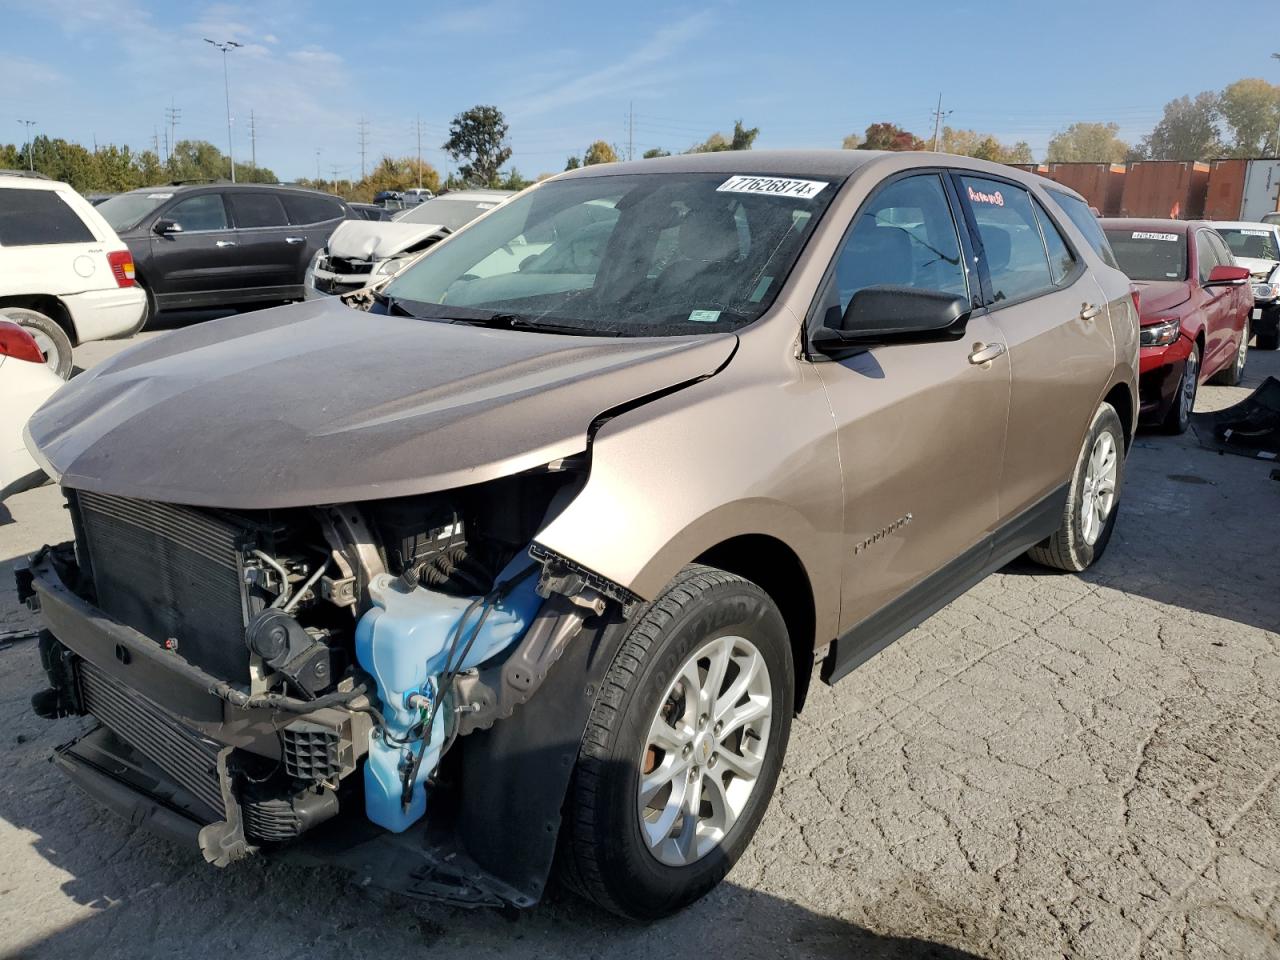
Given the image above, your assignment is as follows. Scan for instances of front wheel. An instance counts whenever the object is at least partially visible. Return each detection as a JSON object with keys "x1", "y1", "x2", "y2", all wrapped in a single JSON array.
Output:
[
  {"x1": 1027, "y1": 402, "x2": 1125, "y2": 573},
  {"x1": 558, "y1": 565, "x2": 793, "y2": 920},
  {"x1": 1161, "y1": 343, "x2": 1199, "y2": 435}
]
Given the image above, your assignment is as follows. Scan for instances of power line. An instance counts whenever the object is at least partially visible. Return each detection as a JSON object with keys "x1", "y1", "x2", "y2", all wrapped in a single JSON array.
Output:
[
  {"x1": 357, "y1": 116, "x2": 370, "y2": 179},
  {"x1": 17, "y1": 119, "x2": 36, "y2": 170},
  {"x1": 248, "y1": 109, "x2": 257, "y2": 172},
  {"x1": 930, "y1": 93, "x2": 953, "y2": 152},
  {"x1": 164, "y1": 98, "x2": 181, "y2": 164},
  {"x1": 413, "y1": 114, "x2": 426, "y2": 188}
]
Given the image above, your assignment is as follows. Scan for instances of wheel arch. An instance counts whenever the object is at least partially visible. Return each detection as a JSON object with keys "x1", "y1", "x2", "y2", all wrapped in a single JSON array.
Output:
[
  {"x1": 1102, "y1": 380, "x2": 1134, "y2": 451},
  {"x1": 0, "y1": 294, "x2": 78, "y2": 344}
]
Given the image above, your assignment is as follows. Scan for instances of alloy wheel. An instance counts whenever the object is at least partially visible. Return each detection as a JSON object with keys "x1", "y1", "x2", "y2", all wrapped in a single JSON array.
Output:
[
  {"x1": 1179, "y1": 348, "x2": 1199, "y2": 427},
  {"x1": 1080, "y1": 431, "x2": 1118, "y2": 546},
  {"x1": 637, "y1": 634, "x2": 773, "y2": 867},
  {"x1": 25, "y1": 325, "x2": 63, "y2": 375}
]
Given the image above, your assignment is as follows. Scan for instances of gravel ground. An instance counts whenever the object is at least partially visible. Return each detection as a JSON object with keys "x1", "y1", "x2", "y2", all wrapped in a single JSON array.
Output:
[{"x1": 1, "y1": 316, "x2": 1277, "y2": 960}]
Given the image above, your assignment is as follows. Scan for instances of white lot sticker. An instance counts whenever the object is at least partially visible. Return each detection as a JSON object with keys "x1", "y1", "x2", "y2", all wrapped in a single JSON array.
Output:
[
  {"x1": 717, "y1": 176, "x2": 827, "y2": 199},
  {"x1": 146, "y1": 193, "x2": 173, "y2": 199},
  {"x1": 1241, "y1": 229, "x2": 1269, "y2": 236},
  {"x1": 688, "y1": 309, "x2": 721, "y2": 323},
  {"x1": 1133, "y1": 231, "x2": 1179, "y2": 241}
]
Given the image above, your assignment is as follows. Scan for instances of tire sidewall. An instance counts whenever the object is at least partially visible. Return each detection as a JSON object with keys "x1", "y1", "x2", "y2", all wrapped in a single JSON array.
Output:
[
  {"x1": 1063, "y1": 404, "x2": 1125, "y2": 569},
  {"x1": 592, "y1": 577, "x2": 793, "y2": 918},
  {"x1": 1169, "y1": 344, "x2": 1199, "y2": 434},
  {"x1": 5, "y1": 308, "x2": 72, "y2": 379}
]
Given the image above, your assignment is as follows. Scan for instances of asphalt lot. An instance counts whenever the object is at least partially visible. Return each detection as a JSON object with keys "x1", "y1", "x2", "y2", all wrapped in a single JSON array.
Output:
[{"x1": 1, "y1": 312, "x2": 1277, "y2": 959}]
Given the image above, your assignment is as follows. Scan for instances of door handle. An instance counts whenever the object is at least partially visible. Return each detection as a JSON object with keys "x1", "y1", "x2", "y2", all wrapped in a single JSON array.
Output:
[
  {"x1": 285, "y1": 236, "x2": 305, "y2": 244},
  {"x1": 1080, "y1": 303, "x2": 1101, "y2": 321},
  {"x1": 968, "y1": 342, "x2": 1007, "y2": 365},
  {"x1": 215, "y1": 240, "x2": 237, "y2": 247}
]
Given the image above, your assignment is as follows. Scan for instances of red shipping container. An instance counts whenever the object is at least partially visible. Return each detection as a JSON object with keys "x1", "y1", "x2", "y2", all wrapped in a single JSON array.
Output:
[{"x1": 1119, "y1": 161, "x2": 1209, "y2": 219}]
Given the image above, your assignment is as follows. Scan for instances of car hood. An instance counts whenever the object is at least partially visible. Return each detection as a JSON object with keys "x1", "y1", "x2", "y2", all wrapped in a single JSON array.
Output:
[
  {"x1": 1234, "y1": 256, "x2": 1279, "y2": 279},
  {"x1": 1133, "y1": 280, "x2": 1192, "y2": 319},
  {"x1": 25, "y1": 298, "x2": 737, "y2": 509},
  {"x1": 325, "y1": 219, "x2": 447, "y2": 261}
]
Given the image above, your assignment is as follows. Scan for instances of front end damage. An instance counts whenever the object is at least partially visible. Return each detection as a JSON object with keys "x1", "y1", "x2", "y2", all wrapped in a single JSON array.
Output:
[{"x1": 19, "y1": 464, "x2": 635, "y2": 907}]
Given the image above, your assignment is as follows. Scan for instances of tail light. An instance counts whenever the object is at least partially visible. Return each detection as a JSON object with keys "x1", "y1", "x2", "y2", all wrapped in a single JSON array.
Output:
[
  {"x1": 0, "y1": 319, "x2": 46, "y2": 364},
  {"x1": 107, "y1": 249, "x2": 137, "y2": 287}
]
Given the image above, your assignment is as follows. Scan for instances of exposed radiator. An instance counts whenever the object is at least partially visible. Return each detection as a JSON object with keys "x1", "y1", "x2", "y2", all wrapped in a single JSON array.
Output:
[
  {"x1": 78, "y1": 659, "x2": 226, "y2": 819},
  {"x1": 74, "y1": 490, "x2": 251, "y2": 680}
]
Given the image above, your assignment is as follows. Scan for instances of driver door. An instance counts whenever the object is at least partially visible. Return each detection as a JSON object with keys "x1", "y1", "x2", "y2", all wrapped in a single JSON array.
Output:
[
  {"x1": 147, "y1": 191, "x2": 239, "y2": 306},
  {"x1": 813, "y1": 172, "x2": 1010, "y2": 639}
]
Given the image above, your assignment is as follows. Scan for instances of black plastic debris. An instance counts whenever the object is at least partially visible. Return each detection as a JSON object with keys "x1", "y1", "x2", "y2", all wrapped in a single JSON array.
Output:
[{"x1": 1191, "y1": 376, "x2": 1280, "y2": 460}]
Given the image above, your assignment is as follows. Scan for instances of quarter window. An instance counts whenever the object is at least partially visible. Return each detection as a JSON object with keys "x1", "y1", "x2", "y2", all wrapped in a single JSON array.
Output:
[
  {"x1": 229, "y1": 192, "x2": 288, "y2": 228},
  {"x1": 0, "y1": 189, "x2": 94, "y2": 246},
  {"x1": 283, "y1": 193, "x2": 345, "y2": 225},
  {"x1": 960, "y1": 176, "x2": 1054, "y2": 303},
  {"x1": 829, "y1": 174, "x2": 968, "y2": 317},
  {"x1": 1047, "y1": 190, "x2": 1119, "y2": 269},
  {"x1": 1195, "y1": 231, "x2": 1218, "y2": 284},
  {"x1": 1032, "y1": 199, "x2": 1076, "y2": 286},
  {"x1": 168, "y1": 194, "x2": 229, "y2": 232}
]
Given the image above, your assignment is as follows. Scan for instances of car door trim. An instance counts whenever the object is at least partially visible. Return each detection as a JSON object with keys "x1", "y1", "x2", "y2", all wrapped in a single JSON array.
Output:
[{"x1": 820, "y1": 480, "x2": 1069, "y2": 685}]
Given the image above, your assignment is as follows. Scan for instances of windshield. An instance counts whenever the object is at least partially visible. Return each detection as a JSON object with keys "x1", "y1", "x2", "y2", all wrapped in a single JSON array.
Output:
[
  {"x1": 1104, "y1": 228, "x2": 1187, "y2": 281},
  {"x1": 96, "y1": 191, "x2": 173, "y2": 232},
  {"x1": 394, "y1": 196, "x2": 507, "y2": 230},
  {"x1": 1217, "y1": 228, "x2": 1279, "y2": 262},
  {"x1": 382, "y1": 172, "x2": 836, "y2": 336}
]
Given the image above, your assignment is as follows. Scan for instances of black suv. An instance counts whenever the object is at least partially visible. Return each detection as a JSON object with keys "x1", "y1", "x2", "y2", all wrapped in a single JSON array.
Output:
[{"x1": 96, "y1": 183, "x2": 355, "y2": 318}]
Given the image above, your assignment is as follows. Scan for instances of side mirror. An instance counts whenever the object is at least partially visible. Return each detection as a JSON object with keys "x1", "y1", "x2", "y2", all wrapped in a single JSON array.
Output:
[
  {"x1": 813, "y1": 286, "x2": 970, "y2": 357},
  {"x1": 153, "y1": 219, "x2": 183, "y2": 236},
  {"x1": 1205, "y1": 264, "x2": 1249, "y2": 286}
]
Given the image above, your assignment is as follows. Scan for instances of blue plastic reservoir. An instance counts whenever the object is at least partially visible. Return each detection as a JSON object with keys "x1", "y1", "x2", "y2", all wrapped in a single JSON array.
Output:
[{"x1": 355, "y1": 557, "x2": 543, "y2": 833}]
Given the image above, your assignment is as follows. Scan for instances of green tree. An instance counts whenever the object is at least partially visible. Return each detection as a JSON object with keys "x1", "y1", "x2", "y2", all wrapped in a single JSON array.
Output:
[
  {"x1": 642, "y1": 147, "x2": 670, "y2": 158},
  {"x1": 1138, "y1": 92, "x2": 1222, "y2": 160},
  {"x1": 858, "y1": 122, "x2": 925, "y2": 151},
  {"x1": 689, "y1": 132, "x2": 730, "y2": 153},
  {"x1": 939, "y1": 127, "x2": 1032, "y2": 163},
  {"x1": 1045, "y1": 122, "x2": 1130, "y2": 163},
  {"x1": 730, "y1": 119, "x2": 759, "y2": 150},
  {"x1": 583, "y1": 140, "x2": 619, "y2": 165},
  {"x1": 564, "y1": 155, "x2": 581, "y2": 170},
  {"x1": 443, "y1": 105, "x2": 511, "y2": 187},
  {"x1": 1218, "y1": 78, "x2": 1280, "y2": 156},
  {"x1": 499, "y1": 168, "x2": 533, "y2": 190}
]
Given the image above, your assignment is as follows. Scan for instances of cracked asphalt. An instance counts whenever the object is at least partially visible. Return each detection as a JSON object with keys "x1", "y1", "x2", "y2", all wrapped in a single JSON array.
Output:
[{"x1": 0, "y1": 318, "x2": 1277, "y2": 959}]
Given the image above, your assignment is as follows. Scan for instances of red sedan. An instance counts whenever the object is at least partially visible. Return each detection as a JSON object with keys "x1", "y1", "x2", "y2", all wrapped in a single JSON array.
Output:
[{"x1": 1101, "y1": 219, "x2": 1253, "y2": 433}]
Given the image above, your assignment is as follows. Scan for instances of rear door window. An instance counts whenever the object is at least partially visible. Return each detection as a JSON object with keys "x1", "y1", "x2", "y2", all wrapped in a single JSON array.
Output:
[
  {"x1": 283, "y1": 193, "x2": 345, "y2": 225},
  {"x1": 829, "y1": 173, "x2": 969, "y2": 316},
  {"x1": 959, "y1": 175, "x2": 1054, "y2": 304},
  {"x1": 229, "y1": 192, "x2": 289, "y2": 229},
  {"x1": 168, "y1": 194, "x2": 230, "y2": 232},
  {"x1": 0, "y1": 188, "x2": 95, "y2": 246}
]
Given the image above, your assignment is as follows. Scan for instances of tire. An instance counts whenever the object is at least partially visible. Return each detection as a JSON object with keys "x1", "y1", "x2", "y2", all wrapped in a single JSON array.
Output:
[
  {"x1": 558, "y1": 564, "x2": 794, "y2": 920},
  {"x1": 1211, "y1": 323, "x2": 1247, "y2": 386},
  {"x1": 118, "y1": 281, "x2": 155, "y2": 337},
  {"x1": 1, "y1": 307, "x2": 73, "y2": 378},
  {"x1": 1161, "y1": 342, "x2": 1199, "y2": 435},
  {"x1": 1027, "y1": 402, "x2": 1125, "y2": 573}
]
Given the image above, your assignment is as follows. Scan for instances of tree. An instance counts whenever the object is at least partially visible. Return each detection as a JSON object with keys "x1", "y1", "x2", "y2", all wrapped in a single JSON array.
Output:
[
  {"x1": 1218, "y1": 78, "x2": 1280, "y2": 156},
  {"x1": 442, "y1": 105, "x2": 511, "y2": 187},
  {"x1": 938, "y1": 127, "x2": 1032, "y2": 163},
  {"x1": 564, "y1": 156, "x2": 581, "y2": 170},
  {"x1": 688, "y1": 120, "x2": 759, "y2": 153},
  {"x1": 1138, "y1": 92, "x2": 1222, "y2": 160},
  {"x1": 499, "y1": 168, "x2": 533, "y2": 190},
  {"x1": 1046, "y1": 122, "x2": 1130, "y2": 163},
  {"x1": 642, "y1": 147, "x2": 670, "y2": 158},
  {"x1": 841, "y1": 133, "x2": 862, "y2": 150},
  {"x1": 583, "y1": 140, "x2": 619, "y2": 165},
  {"x1": 858, "y1": 122, "x2": 925, "y2": 151}
]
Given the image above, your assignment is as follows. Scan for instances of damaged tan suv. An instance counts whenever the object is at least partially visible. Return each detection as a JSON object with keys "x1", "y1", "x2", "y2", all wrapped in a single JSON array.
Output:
[{"x1": 19, "y1": 151, "x2": 1137, "y2": 920}]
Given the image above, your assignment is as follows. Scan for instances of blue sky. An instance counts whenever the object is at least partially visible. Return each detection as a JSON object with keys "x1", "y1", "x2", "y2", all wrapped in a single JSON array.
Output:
[{"x1": 2, "y1": 0, "x2": 1278, "y2": 182}]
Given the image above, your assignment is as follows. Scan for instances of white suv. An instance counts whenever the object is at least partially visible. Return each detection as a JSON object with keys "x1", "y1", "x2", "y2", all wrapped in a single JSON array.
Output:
[{"x1": 0, "y1": 172, "x2": 147, "y2": 377}]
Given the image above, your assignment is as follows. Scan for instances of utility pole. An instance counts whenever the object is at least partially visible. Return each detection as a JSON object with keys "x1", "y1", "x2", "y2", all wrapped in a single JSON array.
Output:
[
  {"x1": 17, "y1": 119, "x2": 36, "y2": 170},
  {"x1": 357, "y1": 116, "x2": 370, "y2": 180},
  {"x1": 152, "y1": 128, "x2": 160, "y2": 155},
  {"x1": 164, "y1": 98, "x2": 181, "y2": 163},
  {"x1": 1271, "y1": 53, "x2": 1280, "y2": 156},
  {"x1": 315, "y1": 148, "x2": 322, "y2": 188},
  {"x1": 204, "y1": 38, "x2": 243, "y2": 182},
  {"x1": 330, "y1": 164, "x2": 342, "y2": 196},
  {"x1": 413, "y1": 114, "x2": 425, "y2": 189},
  {"x1": 628, "y1": 101, "x2": 634, "y2": 162},
  {"x1": 248, "y1": 109, "x2": 257, "y2": 175},
  {"x1": 930, "y1": 93, "x2": 952, "y2": 153}
]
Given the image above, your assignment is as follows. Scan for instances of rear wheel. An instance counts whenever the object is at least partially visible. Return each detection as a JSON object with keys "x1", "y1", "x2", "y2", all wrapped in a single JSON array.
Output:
[
  {"x1": 1, "y1": 307, "x2": 72, "y2": 378},
  {"x1": 558, "y1": 565, "x2": 793, "y2": 919},
  {"x1": 1027, "y1": 402, "x2": 1125, "y2": 573},
  {"x1": 1161, "y1": 343, "x2": 1199, "y2": 435},
  {"x1": 1212, "y1": 324, "x2": 1247, "y2": 386}
]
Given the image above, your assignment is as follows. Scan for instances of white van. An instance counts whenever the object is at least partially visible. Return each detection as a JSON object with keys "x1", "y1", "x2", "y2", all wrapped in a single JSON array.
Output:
[{"x1": 0, "y1": 172, "x2": 147, "y2": 376}]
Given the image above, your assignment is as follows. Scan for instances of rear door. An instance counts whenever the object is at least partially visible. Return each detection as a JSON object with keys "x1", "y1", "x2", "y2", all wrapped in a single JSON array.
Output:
[
  {"x1": 281, "y1": 192, "x2": 348, "y2": 283},
  {"x1": 1194, "y1": 228, "x2": 1234, "y2": 373},
  {"x1": 812, "y1": 171, "x2": 1009, "y2": 629},
  {"x1": 954, "y1": 173, "x2": 1114, "y2": 523},
  {"x1": 226, "y1": 190, "x2": 297, "y2": 294},
  {"x1": 145, "y1": 191, "x2": 238, "y2": 305},
  {"x1": 1205, "y1": 229, "x2": 1249, "y2": 360}
]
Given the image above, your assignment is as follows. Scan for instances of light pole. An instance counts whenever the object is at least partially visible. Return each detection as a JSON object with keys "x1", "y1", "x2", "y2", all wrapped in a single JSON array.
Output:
[
  {"x1": 204, "y1": 38, "x2": 243, "y2": 182},
  {"x1": 17, "y1": 119, "x2": 36, "y2": 170},
  {"x1": 1272, "y1": 53, "x2": 1280, "y2": 157}
]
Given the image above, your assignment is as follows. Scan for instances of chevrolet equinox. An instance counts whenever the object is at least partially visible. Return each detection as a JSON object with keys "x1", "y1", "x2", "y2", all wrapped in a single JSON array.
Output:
[{"x1": 19, "y1": 150, "x2": 1138, "y2": 920}]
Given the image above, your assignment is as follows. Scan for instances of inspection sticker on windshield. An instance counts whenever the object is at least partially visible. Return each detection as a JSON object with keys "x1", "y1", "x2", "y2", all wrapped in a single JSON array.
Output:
[
  {"x1": 1133, "y1": 231, "x2": 1178, "y2": 241},
  {"x1": 688, "y1": 309, "x2": 721, "y2": 323},
  {"x1": 1241, "y1": 229, "x2": 1269, "y2": 237},
  {"x1": 717, "y1": 176, "x2": 827, "y2": 199}
]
